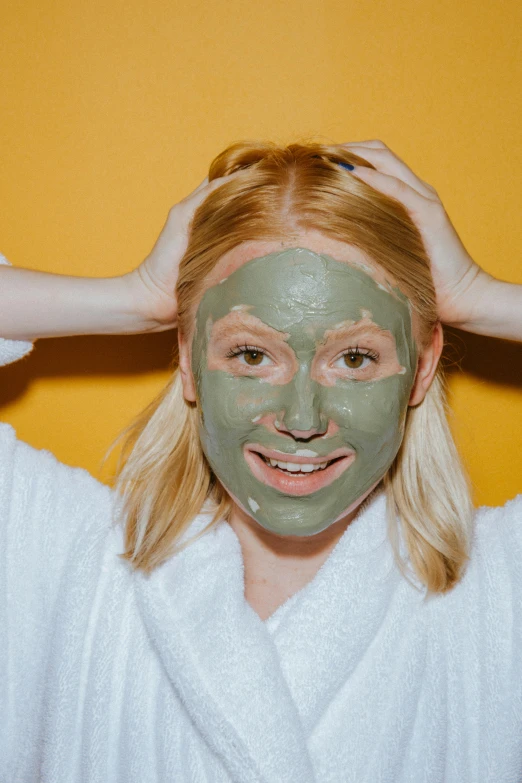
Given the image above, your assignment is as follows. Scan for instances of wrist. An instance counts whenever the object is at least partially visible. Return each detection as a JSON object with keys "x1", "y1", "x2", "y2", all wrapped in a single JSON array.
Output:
[
  {"x1": 447, "y1": 269, "x2": 522, "y2": 341},
  {"x1": 121, "y1": 269, "x2": 178, "y2": 333},
  {"x1": 456, "y1": 269, "x2": 497, "y2": 331},
  {"x1": 441, "y1": 265, "x2": 494, "y2": 331},
  {"x1": 123, "y1": 267, "x2": 178, "y2": 333}
]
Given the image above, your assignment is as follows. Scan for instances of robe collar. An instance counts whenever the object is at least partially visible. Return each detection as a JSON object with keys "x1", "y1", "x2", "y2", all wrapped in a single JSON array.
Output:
[{"x1": 132, "y1": 489, "x2": 416, "y2": 782}]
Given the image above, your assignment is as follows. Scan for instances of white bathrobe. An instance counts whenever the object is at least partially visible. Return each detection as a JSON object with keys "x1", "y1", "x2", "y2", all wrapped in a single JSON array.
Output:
[
  {"x1": 1, "y1": 420, "x2": 522, "y2": 783},
  {"x1": 1, "y1": 262, "x2": 522, "y2": 781}
]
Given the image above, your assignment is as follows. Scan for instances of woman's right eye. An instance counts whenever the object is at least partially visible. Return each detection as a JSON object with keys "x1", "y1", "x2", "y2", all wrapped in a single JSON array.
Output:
[{"x1": 226, "y1": 346, "x2": 272, "y2": 367}]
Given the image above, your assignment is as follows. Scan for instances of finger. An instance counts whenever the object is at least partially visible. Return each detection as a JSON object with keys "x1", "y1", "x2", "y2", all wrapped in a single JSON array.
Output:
[
  {"x1": 345, "y1": 145, "x2": 437, "y2": 200},
  {"x1": 199, "y1": 170, "x2": 244, "y2": 193},
  {"x1": 192, "y1": 173, "x2": 234, "y2": 195},
  {"x1": 343, "y1": 139, "x2": 388, "y2": 149},
  {"x1": 349, "y1": 166, "x2": 436, "y2": 217},
  {"x1": 343, "y1": 140, "x2": 417, "y2": 176},
  {"x1": 344, "y1": 141, "x2": 439, "y2": 195},
  {"x1": 177, "y1": 176, "x2": 210, "y2": 205},
  {"x1": 193, "y1": 176, "x2": 210, "y2": 193},
  {"x1": 343, "y1": 140, "x2": 410, "y2": 171},
  {"x1": 195, "y1": 172, "x2": 239, "y2": 199},
  {"x1": 183, "y1": 172, "x2": 235, "y2": 206}
]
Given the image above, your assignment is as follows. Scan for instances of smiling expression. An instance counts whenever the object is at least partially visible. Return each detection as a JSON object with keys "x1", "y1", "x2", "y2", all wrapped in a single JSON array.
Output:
[{"x1": 191, "y1": 248, "x2": 418, "y2": 537}]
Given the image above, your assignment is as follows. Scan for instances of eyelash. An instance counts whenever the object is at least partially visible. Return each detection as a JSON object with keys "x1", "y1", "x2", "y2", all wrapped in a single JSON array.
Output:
[
  {"x1": 225, "y1": 345, "x2": 379, "y2": 364},
  {"x1": 225, "y1": 344, "x2": 265, "y2": 359},
  {"x1": 340, "y1": 346, "x2": 379, "y2": 362}
]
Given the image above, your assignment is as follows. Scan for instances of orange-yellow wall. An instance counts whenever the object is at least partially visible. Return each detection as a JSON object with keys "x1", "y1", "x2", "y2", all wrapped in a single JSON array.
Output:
[{"x1": 1, "y1": 0, "x2": 521, "y2": 506}]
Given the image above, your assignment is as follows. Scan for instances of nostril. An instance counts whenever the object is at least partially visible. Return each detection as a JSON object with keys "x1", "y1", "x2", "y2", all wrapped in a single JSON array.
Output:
[
  {"x1": 288, "y1": 429, "x2": 323, "y2": 440},
  {"x1": 275, "y1": 415, "x2": 329, "y2": 441}
]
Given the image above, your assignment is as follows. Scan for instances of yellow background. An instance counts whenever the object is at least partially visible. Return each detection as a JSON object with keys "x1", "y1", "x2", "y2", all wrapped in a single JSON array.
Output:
[{"x1": 1, "y1": 0, "x2": 521, "y2": 506}]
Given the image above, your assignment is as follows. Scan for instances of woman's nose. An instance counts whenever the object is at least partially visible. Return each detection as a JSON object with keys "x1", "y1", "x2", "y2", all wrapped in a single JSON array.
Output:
[{"x1": 276, "y1": 366, "x2": 328, "y2": 438}]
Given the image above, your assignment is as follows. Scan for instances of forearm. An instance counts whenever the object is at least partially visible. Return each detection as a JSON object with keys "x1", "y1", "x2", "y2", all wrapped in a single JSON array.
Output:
[
  {"x1": 454, "y1": 272, "x2": 522, "y2": 342},
  {"x1": 0, "y1": 266, "x2": 162, "y2": 340}
]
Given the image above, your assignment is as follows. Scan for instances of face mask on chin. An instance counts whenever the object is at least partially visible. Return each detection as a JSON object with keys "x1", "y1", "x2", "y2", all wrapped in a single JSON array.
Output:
[{"x1": 191, "y1": 248, "x2": 418, "y2": 537}]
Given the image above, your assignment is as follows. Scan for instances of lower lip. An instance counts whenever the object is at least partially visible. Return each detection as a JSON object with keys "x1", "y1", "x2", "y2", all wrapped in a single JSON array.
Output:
[{"x1": 243, "y1": 449, "x2": 355, "y2": 496}]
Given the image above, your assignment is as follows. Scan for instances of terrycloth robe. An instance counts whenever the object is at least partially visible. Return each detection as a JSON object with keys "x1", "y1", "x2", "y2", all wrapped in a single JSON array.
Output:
[{"x1": 1, "y1": 421, "x2": 522, "y2": 782}]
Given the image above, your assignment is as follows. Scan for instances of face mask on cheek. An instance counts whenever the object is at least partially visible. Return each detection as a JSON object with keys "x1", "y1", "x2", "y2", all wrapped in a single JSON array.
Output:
[{"x1": 191, "y1": 249, "x2": 418, "y2": 537}]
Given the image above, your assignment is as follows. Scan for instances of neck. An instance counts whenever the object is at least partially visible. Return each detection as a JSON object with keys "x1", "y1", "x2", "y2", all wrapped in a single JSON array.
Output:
[{"x1": 227, "y1": 503, "x2": 359, "y2": 621}]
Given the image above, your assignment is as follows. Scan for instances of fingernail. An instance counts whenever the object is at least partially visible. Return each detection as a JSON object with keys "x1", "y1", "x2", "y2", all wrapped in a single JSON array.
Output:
[{"x1": 338, "y1": 162, "x2": 355, "y2": 171}]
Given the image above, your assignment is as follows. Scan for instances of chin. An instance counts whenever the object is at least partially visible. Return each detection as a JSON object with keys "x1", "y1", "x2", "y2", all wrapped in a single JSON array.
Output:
[
  {"x1": 256, "y1": 517, "x2": 336, "y2": 538},
  {"x1": 225, "y1": 480, "x2": 383, "y2": 538}
]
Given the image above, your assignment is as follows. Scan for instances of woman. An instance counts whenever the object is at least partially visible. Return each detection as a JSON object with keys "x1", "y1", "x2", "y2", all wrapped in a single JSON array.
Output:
[{"x1": 1, "y1": 140, "x2": 521, "y2": 782}]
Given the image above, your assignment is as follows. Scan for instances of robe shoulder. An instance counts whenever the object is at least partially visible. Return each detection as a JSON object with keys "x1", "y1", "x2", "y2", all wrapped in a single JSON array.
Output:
[
  {"x1": 0, "y1": 421, "x2": 115, "y2": 625},
  {"x1": 469, "y1": 493, "x2": 522, "y2": 603},
  {"x1": 437, "y1": 493, "x2": 522, "y2": 661},
  {"x1": 473, "y1": 493, "x2": 522, "y2": 574}
]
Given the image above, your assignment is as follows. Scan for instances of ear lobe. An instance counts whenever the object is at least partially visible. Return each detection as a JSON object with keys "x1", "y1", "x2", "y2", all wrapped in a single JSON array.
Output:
[
  {"x1": 408, "y1": 322, "x2": 444, "y2": 407},
  {"x1": 178, "y1": 332, "x2": 197, "y2": 403}
]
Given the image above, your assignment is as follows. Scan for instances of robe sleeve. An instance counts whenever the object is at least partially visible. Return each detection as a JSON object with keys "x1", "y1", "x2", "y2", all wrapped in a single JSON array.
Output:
[
  {"x1": 472, "y1": 493, "x2": 522, "y2": 680},
  {"x1": 0, "y1": 253, "x2": 34, "y2": 366},
  {"x1": 0, "y1": 422, "x2": 115, "y2": 760},
  {"x1": 0, "y1": 253, "x2": 113, "y2": 619}
]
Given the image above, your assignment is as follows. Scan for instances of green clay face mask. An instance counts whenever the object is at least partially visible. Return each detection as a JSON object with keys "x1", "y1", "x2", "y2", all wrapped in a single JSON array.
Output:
[{"x1": 191, "y1": 248, "x2": 418, "y2": 536}]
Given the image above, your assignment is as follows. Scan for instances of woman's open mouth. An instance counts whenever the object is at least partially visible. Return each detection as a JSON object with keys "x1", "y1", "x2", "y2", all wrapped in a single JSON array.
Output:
[{"x1": 243, "y1": 444, "x2": 355, "y2": 496}]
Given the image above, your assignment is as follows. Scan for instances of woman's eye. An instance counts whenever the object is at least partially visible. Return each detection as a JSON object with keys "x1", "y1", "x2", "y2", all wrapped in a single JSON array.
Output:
[
  {"x1": 226, "y1": 345, "x2": 272, "y2": 367},
  {"x1": 333, "y1": 351, "x2": 375, "y2": 371},
  {"x1": 242, "y1": 350, "x2": 265, "y2": 366},
  {"x1": 344, "y1": 353, "x2": 366, "y2": 369}
]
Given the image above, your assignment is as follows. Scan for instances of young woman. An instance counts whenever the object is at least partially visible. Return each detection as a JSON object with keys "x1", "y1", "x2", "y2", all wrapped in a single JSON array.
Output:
[{"x1": 1, "y1": 140, "x2": 521, "y2": 783}]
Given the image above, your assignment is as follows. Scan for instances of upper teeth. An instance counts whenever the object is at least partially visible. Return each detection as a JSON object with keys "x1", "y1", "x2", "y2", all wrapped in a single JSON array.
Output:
[{"x1": 268, "y1": 459, "x2": 328, "y2": 472}]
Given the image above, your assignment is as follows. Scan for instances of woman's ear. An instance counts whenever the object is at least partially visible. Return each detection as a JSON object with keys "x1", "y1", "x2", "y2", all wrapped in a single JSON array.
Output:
[
  {"x1": 178, "y1": 332, "x2": 197, "y2": 402},
  {"x1": 408, "y1": 321, "x2": 444, "y2": 406}
]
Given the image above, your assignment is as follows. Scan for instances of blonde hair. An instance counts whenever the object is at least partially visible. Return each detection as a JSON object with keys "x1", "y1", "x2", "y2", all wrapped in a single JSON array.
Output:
[{"x1": 111, "y1": 140, "x2": 473, "y2": 595}]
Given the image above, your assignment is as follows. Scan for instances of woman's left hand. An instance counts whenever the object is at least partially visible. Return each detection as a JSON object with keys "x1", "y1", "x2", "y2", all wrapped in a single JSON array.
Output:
[{"x1": 341, "y1": 140, "x2": 491, "y2": 329}]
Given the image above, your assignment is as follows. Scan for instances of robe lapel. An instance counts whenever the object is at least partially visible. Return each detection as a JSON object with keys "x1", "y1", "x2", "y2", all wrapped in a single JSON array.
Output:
[
  {"x1": 267, "y1": 491, "x2": 424, "y2": 736},
  {"x1": 133, "y1": 513, "x2": 316, "y2": 783}
]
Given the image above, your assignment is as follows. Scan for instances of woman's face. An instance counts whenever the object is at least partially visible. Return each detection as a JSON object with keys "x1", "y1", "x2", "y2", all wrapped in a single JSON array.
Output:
[{"x1": 180, "y1": 233, "x2": 424, "y2": 537}]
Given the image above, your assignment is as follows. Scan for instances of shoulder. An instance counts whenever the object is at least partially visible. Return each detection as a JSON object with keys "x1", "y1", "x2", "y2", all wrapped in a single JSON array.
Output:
[
  {"x1": 423, "y1": 494, "x2": 522, "y2": 615},
  {"x1": 0, "y1": 421, "x2": 113, "y2": 516},
  {"x1": 465, "y1": 493, "x2": 522, "y2": 602},
  {"x1": 473, "y1": 493, "x2": 522, "y2": 555},
  {"x1": 476, "y1": 492, "x2": 522, "y2": 520},
  {"x1": 426, "y1": 495, "x2": 522, "y2": 661},
  {"x1": 0, "y1": 425, "x2": 118, "y2": 755},
  {"x1": 0, "y1": 423, "x2": 115, "y2": 604}
]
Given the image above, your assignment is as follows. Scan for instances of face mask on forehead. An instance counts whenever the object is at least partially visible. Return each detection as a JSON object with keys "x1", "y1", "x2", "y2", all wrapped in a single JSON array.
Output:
[{"x1": 191, "y1": 248, "x2": 418, "y2": 537}]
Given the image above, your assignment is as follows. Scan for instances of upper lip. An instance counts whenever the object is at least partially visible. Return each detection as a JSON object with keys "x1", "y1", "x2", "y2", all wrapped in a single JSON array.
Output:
[{"x1": 245, "y1": 444, "x2": 355, "y2": 464}]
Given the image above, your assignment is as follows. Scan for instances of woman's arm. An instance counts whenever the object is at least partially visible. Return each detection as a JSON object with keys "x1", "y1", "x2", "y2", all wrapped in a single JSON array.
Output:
[
  {"x1": 0, "y1": 174, "x2": 235, "y2": 343},
  {"x1": 342, "y1": 140, "x2": 522, "y2": 343},
  {"x1": 0, "y1": 265, "x2": 155, "y2": 341},
  {"x1": 452, "y1": 272, "x2": 522, "y2": 342}
]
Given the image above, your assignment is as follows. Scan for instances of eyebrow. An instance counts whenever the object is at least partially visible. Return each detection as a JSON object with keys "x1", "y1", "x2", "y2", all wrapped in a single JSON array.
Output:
[
  {"x1": 209, "y1": 311, "x2": 291, "y2": 343},
  {"x1": 320, "y1": 320, "x2": 395, "y2": 345}
]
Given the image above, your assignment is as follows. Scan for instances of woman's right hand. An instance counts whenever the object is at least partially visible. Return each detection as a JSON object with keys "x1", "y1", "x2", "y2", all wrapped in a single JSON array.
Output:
[
  {"x1": 126, "y1": 174, "x2": 237, "y2": 332},
  {"x1": 0, "y1": 173, "x2": 240, "y2": 344}
]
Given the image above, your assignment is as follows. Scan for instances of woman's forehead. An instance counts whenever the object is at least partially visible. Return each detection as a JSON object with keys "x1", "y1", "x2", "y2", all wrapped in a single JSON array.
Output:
[
  {"x1": 204, "y1": 232, "x2": 395, "y2": 292},
  {"x1": 197, "y1": 248, "x2": 412, "y2": 333},
  {"x1": 185, "y1": 231, "x2": 421, "y2": 346}
]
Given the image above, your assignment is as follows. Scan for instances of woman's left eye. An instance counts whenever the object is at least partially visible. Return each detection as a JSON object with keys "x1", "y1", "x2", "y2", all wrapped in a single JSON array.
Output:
[
  {"x1": 333, "y1": 350, "x2": 377, "y2": 371},
  {"x1": 241, "y1": 349, "x2": 267, "y2": 366}
]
